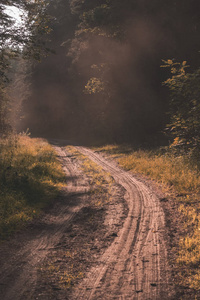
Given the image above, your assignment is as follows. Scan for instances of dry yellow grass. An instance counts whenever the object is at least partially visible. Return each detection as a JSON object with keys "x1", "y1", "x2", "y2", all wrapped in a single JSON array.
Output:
[
  {"x1": 118, "y1": 151, "x2": 200, "y2": 195},
  {"x1": 66, "y1": 146, "x2": 114, "y2": 207},
  {"x1": 0, "y1": 135, "x2": 66, "y2": 240}
]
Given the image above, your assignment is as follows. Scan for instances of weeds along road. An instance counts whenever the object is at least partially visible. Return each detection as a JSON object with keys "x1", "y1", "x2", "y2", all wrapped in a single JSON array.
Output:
[
  {"x1": 71, "y1": 146, "x2": 173, "y2": 300},
  {"x1": 0, "y1": 142, "x2": 173, "y2": 300},
  {"x1": 0, "y1": 145, "x2": 88, "y2": 300}
]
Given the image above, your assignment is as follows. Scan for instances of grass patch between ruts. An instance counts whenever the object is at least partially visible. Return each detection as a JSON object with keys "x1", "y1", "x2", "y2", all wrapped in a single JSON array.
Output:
[
  {"x1": 66, "y1": 146, "x2": 114, "y2": 207},
  {"x1": 0, "y1": 135, "x2": 66, "y2": 240},
  {"x1": 94, "y1": 144, "x2": 200, "y2": 298}
]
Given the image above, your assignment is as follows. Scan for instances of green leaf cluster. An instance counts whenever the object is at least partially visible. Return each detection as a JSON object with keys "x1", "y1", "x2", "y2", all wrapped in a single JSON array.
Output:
[
  {"x1": 163, "y1": 60, "x2": 200, "y2": 154},
  {"x1": 0, "y1": 0, "x2": 52, "y2": 134}
]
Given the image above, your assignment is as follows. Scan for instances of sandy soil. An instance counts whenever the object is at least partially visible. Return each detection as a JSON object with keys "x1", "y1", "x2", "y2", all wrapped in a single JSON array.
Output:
[
  {"x1": 0, "y1": 143, "x2": 174, "y2": 299},
  {"x1": 71, "y1": 147, "x2": 174, "y2": 300}
]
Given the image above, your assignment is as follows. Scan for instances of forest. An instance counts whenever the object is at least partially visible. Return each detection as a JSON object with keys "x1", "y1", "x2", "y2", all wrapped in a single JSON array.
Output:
[
  {"x1": 0, "y1": 0, "x2": 200, "y2": 149},
  {"x1": 1, "y1": 1, "x2": 200, "y2": 299}
]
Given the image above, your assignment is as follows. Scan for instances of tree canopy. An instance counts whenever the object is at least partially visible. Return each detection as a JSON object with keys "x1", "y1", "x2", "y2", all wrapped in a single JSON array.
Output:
[
  {"x1": 2, "y1": 0, "x2": 200, "y2": 148},
  {"x1": 0, "y1": 0, "x2": 51, "y2": 133}
]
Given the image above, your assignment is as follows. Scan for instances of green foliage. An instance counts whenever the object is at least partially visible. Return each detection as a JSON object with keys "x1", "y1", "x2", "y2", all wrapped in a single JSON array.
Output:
[
  {"x1": 0, "y1": 0, "x2": 52, "y2": 134},
  {"x1": 162, "y1": 60, "x2": 200, "y2": 155},
  {"x1": 84, "y1": 77, "x2": 105, "y2": 94},
  {"x1": 81, "y1": 4, "x2": 110, "y2": 28},
  {"x1": 72, "y1": 0, "x2": 135, "y2": 38},
  {"x1": 25, "y1": 0, "x2": 200, "y2": 143},
  {"x1": 0, "y1": 1, "x2": 52, "y2": 62},
  {"x1": 22, "y1": 0, "x2": 52, "y2": 60}
]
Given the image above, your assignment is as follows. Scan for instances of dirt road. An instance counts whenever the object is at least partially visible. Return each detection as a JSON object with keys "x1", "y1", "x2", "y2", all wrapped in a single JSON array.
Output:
[
  {"x1": 0, "y1": 143, "x2": 174, "y2": 299},
  {"x1": 71, "y1": 147, "x2": 173, "y2": 300},
  {"x1": 0, "y1": 145, "x2": 89, "y2": 300}
]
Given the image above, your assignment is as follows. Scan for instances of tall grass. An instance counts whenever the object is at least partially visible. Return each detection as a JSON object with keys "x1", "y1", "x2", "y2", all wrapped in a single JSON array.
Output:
[
  {"x1": 0, "y1": 135, "x2": 66, "y2": 240},
  {"x1": 96, "y1": 145, "x2": 200, "y2": 195},
  {"x1": 118, "y1": 150, "x2": 200, "y2": 195},
  {"x1": 95, "y1": 144, "x2": 200, "y2": 296}
]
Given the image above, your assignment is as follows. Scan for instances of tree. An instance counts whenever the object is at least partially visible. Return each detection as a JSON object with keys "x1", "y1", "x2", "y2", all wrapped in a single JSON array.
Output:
[
  {"x1": 23, "y1": 0, "x2": 200, "y2": 144},
  {"x1": 68, "y1": 0, "x2": 200, "y2": 143},
  {"x1": 0, "y1": 0, "x2": 51, "y2": 134},
  {"x1": 162, "y1": 60, "x2": 200, "y2": 154}
]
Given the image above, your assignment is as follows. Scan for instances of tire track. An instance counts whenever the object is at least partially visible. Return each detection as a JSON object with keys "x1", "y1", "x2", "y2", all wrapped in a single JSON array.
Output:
[
  {"x1": 0, "y1": 146, "x2": 88, "y2": 300},
  {"x1": 72, "y1": 146, "x2": 172, "y2": 300}
]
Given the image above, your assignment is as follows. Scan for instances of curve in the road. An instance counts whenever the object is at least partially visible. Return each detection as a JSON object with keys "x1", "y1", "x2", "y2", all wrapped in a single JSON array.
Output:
[{"x1": 72, "y1": 146, "x2": 172, "y2": 300}]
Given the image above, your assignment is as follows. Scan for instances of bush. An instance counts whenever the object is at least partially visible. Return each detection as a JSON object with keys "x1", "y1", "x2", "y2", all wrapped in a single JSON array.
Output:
[{"x1": 162, "y1": 60, "x2": 200, "y2": 156}]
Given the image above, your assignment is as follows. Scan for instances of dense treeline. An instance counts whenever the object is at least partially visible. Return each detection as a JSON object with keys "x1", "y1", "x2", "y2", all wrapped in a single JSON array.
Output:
[
  {"x1": 2, "y1": 0, "x2": 200, "y2": 148},
  {"x1": 0, "y1": 0, "x2": 51, "y2": 134}
]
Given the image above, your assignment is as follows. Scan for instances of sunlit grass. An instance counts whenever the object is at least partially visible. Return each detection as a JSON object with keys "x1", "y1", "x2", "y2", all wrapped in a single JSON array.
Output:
[
  {"x1": 95, "y1": 145, "x2": 200, "y2": 194},
  {"x1": 95, "y1": 144, "x2": 200, "y2": 294},
  {"x1": 118, "y1": 151, "x2": 200, "y2": 195},
  {"x1": 66, "y1": 146, "x2": 114, "y2": 207},
  {"x1": 0, "y1": 135, "x2": 66, "y2": 240}
]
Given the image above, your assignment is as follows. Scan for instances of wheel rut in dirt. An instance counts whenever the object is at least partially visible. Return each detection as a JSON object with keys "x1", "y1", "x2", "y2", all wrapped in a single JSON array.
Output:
[
  {"x1": 71, "y1": 146, "x2": 173, "y2": 300},
  {"x1": 0, "y1": 143, "x2": 173, "y2": 300},
  {"x1": 0, "y1": 146, "x2": 89, "y2": 300}
]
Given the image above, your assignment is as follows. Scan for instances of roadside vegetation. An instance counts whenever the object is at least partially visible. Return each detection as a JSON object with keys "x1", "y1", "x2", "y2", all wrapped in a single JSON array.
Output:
[
  {"x1": 95, "y1": 144, "x2": 200, "y2": 296},
  {"x1": 66, "y1": 146, "x2": 114, "y2": 207},
  {"x1": 0, "y1": 135, "x2": 66, "y2": 240}
]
